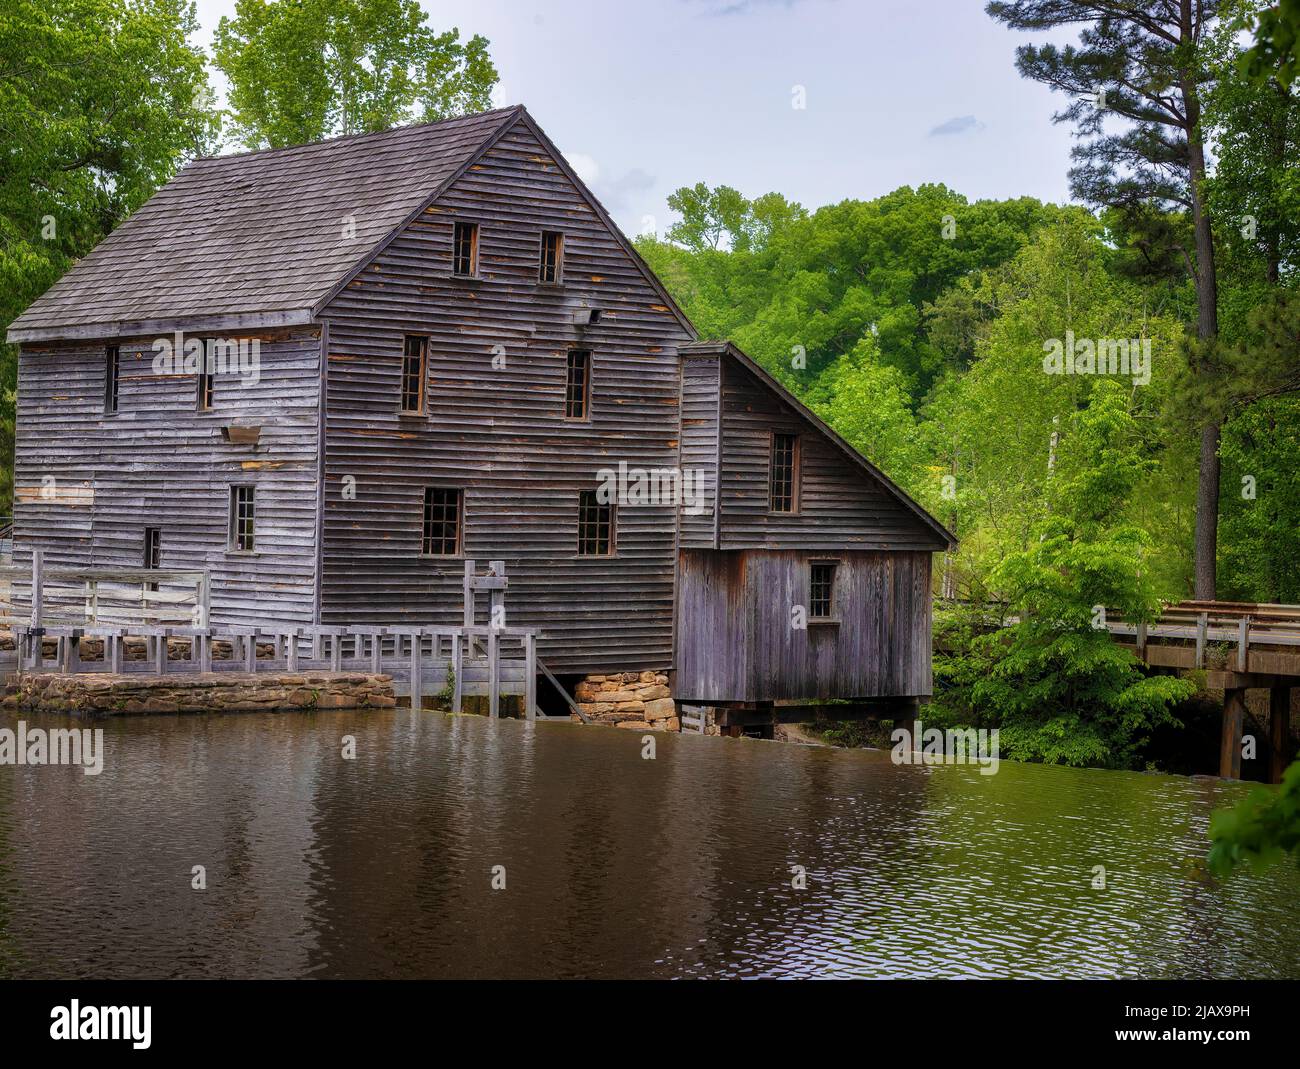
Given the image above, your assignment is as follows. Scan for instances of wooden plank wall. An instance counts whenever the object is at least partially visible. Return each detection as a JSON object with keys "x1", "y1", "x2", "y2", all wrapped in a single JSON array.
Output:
[
  {"x1": 718, "y1": 358, "x2": 947, "y2": 552},
  {"x1": 676, "y1": 548, "x2": 932, "y2": 703},
  {"x1": 678, "y1": 353, "x2": 719, "y2": 550},
  {"x1": 12, "y1": 328, "x2": 322, "y2": 625},
  {"x1": 318, "y1": 121, "x2": 694, "y2": 673}
]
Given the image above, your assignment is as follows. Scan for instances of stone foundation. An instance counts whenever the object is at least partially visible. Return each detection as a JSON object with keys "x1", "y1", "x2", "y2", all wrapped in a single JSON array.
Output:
[
  {"x1": 574, "y1": 671, "x2": 679, "y2": 731},
  {"x1": 5, "y1": 672, "x2": 396, "y2": 716}
]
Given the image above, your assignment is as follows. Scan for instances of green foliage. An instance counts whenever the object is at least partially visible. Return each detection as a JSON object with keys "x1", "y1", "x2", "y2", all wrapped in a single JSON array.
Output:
[
  {"x1": 213, "y1": 0, "x2": 499, "y2": 149},
  {"x1": 1208, "y1": 759, "x2": 1300, "y2": 876},
  {"x1": 1241, "y1": 0, "x2": 1300, "y2": 86}
]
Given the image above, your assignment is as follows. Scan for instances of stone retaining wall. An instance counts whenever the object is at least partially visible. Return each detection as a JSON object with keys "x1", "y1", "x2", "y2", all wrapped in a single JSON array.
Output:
[
  {"x1": 5, "y1": 672, "x2": 396, "y2": 716},
  {"x1": 574, "y1": 671, "x2": 679, "y2": 731}
]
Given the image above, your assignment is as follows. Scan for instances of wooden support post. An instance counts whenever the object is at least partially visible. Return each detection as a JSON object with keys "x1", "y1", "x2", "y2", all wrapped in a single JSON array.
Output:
[
  {"x1": 68, "y1": 631, "x2": 82, "y2": 673},
  {"x1": 524, "y1": 633, "x2": 537, "y2": 720},
  {"x1": 1195, "y1": 612, "x2": 1208, "y2": 669},
  {"x1": 311, "y1": 631, "x2": 322, "y2": 661},
  {"x1": 1237, "y1": 616, "x2": 1250, "y2": 673},
  {"x1": 110, "y1": 631, "x2": 122, "y2": 675},
  {"x1": 245, "y1": 633, "x2": 256, "y2": 673},
  {"x1": 370, "y1": 632, "x2": 382, "y2": 675},
  {"x1": 488, "y1": 629, "x2": 499, "y2": 719},
  {"x1": 488, "y1": 558, "x2": 506, "y2": 631},
  {"x1": 155, "y1": 630, "x2": 167, "y2": 675},
  {"x1": 463, "y1": 559, "x2": 476, "y2": 628},
  {"x1": 1220, "y1": 687, "x2": 1246, "y2": 780},
  {"x1": 59, "y1": 635, "x2": 73, "y2": 674},
  {"x1": 330, "y1": 632, "x2": 342, "y2": 672},
  {"x1": 409, "y1": 630, "x2": 423, "y2": 711},
  {"x1": 451, "y1": 631, "x2": 463, "y2": 714},
  {"x1": 1270, "y1": 686, "x2": 1291, "y2": 785},
  {"x1": 198, "y1": 631, "x2": 211, "y2": 674},
  {"x1": 286, "y1": 629, "x2": 299, "y2": 673}
]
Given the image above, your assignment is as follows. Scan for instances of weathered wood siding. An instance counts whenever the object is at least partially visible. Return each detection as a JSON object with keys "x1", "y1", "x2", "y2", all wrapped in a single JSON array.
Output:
[
  {"x1": 676, "y1": 548, "x2": 932, "y2": 703},
  {"x1": 718, "y1": 358, "x2": 946, "y2": 551},
  {"x1": 12, "y1": 328, "x2": 322, "y2": 624},
  {"x1": 317, "y1": 119, "x2": 693, "y2": 673},
  {"x1": 678, "y1": 353, "x2": 719, "y2": 550}
]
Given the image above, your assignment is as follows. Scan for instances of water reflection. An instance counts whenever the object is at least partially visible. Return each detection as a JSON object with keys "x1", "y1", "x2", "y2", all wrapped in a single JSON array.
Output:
[{"x1": 0, "y1": 709, "x2": 1295, "y2": 978}]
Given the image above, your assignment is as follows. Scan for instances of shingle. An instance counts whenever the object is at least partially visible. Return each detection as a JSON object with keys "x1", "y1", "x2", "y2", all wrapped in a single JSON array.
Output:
[{"x1": 9, "y1": 107, "x2": 521, "y2": 338}]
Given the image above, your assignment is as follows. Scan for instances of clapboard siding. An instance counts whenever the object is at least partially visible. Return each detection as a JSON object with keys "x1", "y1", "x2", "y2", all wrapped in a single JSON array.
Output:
[
  {"x1": 678, "y1": 354, "x2": 720, "y2": 549},
  {"x1": 718, "y1": 357, "x2": 946, "y2": 551},
  {"x1": 12, "y1": 329, "x2": 322, "y2": 624},
  {"x1": 676, "y1": 549, "x2": 932, "y2": 703},
  {"x1": 318, "y1": 120, "x2": 693, "y2": 672}
]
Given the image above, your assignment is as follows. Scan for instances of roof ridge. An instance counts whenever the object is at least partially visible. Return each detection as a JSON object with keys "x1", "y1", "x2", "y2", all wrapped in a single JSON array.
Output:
[{"x1": 191, "y1": 104, "x2": 524, "y2": 166}]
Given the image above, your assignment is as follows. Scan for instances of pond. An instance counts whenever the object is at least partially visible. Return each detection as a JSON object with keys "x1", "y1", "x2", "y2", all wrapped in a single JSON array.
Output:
[{"x1": 0, "y1": 708, "x2": 1296, "y2": 979}]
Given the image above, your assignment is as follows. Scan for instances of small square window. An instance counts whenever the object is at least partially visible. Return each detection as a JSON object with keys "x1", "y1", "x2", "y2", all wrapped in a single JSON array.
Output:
[
  {"x1": 401, "y1": 335, "x2": 427, "y2": 414},
  {"x1": 810, "y1": 560, "x2": 837, "y2": 619},
  {"x1": 422, "y1": 488, "x2": 462, "y2": 556},
  {"x1": 539, "y1": 231, "x2": 564, "y2": 284},
  {"x1": 104, "y1": 346, "x2": 119, "y2": 414},
  {"x1": 565, "y1": 349, "x2": 591, "y2": 420},
  {"x1": 578, "y1": 489, "x2": 614, "y2": 556},
  {"x1": 769, "y1": 433, "x2": 799, "y2": 512},
  {"x1": 229, "y1": 486, "x2": 255, "y2": 552},
  {"x1": 453, "y1": 221, "x2": 478, "y2": 276}
]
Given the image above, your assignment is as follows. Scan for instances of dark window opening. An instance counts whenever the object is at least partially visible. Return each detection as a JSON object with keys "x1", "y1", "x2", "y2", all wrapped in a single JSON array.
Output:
[
  {"x1": 565, "y1": 349, "x2": 591, "y2": 420},
  {"x1": 197, "y1": 369, "x2": 214, "y2": 411},
  {"x1": 453, "y1": 221, "x2": 478, "y2": 276},
  {"x1": 769, "y1": 432, "x2": 799, "y2": 512},
  {"x1": 577, "y1": 489, "x2": 614, "y2": 556},
  {"x1": 143, "y1": 527, "x2": 161, "y2": 592},
  {"x1": 401, "y1": 335, "x2": 427, "y2": 414},
  {"x1": 105, "y1": 346, "x2": 119, "y2": 414},
  {"x1": 810, "y1": 560, "x2": 837, "y2": 619},
  {"x1": 229, "y1": 486, "x2": 255, "y2": 552},
  {"x1": 539, "y1": 230, "x2": 564, "y2": 283},
  {"x1": 422, "y1": 487, "x2": 462, "y2": 556}
]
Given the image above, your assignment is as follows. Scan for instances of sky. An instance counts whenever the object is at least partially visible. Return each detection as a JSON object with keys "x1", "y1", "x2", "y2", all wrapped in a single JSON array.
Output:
[{"x1": 190, "y1": 0, "x2": 1082, "y2": 236}]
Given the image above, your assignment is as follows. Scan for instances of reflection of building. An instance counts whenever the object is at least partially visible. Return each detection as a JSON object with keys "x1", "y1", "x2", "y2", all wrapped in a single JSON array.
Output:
[{"x1": 8, "y1": 106, "x2": 952, "y2": 719}]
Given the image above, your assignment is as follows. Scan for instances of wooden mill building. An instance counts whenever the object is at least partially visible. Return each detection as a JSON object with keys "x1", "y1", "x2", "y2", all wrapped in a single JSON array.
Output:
[{"x1": 6, "y1": 105, "x2": 954, "y2": 722}]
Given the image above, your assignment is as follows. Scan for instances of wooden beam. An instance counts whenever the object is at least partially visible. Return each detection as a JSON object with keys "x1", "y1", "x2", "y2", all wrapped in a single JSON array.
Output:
[
  {"x1": 1271, "y1": 686, "x2": 1291, "y2": 785},
  {"x1": 1221, "y1": 687, "x2": 1246, "y2": 780}
]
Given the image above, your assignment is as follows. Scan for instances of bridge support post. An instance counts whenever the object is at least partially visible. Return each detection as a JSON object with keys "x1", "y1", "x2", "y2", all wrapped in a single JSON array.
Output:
[
  {"x1": 1220, "y1": 687, "x2": 1246, "y2": 780},
  {"x1": 1270, "y1": 686, "x2": 1292, "y2": 785}
]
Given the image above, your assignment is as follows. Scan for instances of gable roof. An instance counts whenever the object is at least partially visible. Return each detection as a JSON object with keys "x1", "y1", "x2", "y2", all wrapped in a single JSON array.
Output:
[
  {"x1": 680, "y1": 340, "x2": 957, "y2": 549},
  {"x1": 7, "y1": 106, "x2": 524, "y2": 343}
]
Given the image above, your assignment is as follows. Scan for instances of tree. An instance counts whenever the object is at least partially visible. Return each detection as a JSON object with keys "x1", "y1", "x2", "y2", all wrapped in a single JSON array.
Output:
[
  {"x1": 1241, "y1": 0, "x2": 1300, "y2": 85},
  {"x1": 986, "y1": 0, "x2": 1227, "y2": 599},
  {"x1": 1208, "y1": 758, "x2": 1300, "y2": 876},
  {"x1": 213, "y1": 0, "x2": 498, "y2": 150},
  {"x1": 0, "y1": 0, "x2": 217, "y2": 506}
]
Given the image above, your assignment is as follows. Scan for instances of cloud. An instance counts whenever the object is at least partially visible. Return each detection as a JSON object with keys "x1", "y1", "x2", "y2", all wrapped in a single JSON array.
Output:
[
  {"x1": 928, "y1": 115, "x2": 985, "y2": 137},
  {"x1": 594, "y1": 168, "x2": 657, "y2": 215},
  {"x1": 564, "y1": 151, "x2": 601, "y2": 184}
]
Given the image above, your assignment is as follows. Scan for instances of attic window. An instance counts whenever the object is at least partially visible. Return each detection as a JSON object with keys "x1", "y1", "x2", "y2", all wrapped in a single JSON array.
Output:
[
  {"x1": 539, "y1": 230, "x2": 564, "y2": 283},
  {"x1": 401, "y1": 335, "x2": 427, "y2": 414},
  {"x1": 104, "y1": 346, "x2": 119, "y2": 414},
  {"x1": 453, "y1": 221, "x2": 478, "y2": 276},
  {"x1": 769, "y1": 432, "x2": 799, "y2": 513}
]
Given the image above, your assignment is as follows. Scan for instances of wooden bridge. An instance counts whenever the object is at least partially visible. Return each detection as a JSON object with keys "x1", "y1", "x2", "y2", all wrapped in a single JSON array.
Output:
[
  {"x1": 1102, "y1": 600, "x2": 1300, "y2": 782},
  {"x1": 1, "y1": 553, "x2": 581, "y2": 722}
]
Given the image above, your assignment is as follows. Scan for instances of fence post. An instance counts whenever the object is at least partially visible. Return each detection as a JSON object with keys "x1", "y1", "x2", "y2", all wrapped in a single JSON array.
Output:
[
  {"x1": 524, "y1": 632, "x2": 536, "y2": 720},
  {"x1": 409, "y1": 630, "x2": 423, "y2": 711},
  {"x1": 1195, "y1": 612, "x2": 1208, "y2": 669},
  {"x1": 488, "y1": 629, "x2": 500, "y2": 719},
  {"x1": 452, "y1": 631, "x2": 463, "y2": 714},
  {"x1": 199, "y1": 630, "x2": 211, "y2": 673},
  {"x1": 155, "y1": 629, "x2": 167, "y2": 675},
  {"x1": 29, "y1": 547, "x2": 43, "y2": 669},
  {"x1": 1237, "y1": 616, "x2": 1250, "y2": 673},
  {"x1": 245, "y1": 633, "x2": 256, "y2": 673},
  {"x1": 286, "y1": 628, "x2": 299, "y2": 673}
]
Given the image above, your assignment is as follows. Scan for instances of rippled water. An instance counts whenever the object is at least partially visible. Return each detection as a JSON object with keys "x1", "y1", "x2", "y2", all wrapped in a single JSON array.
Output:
[{"x1": 0, "y1": 708, "x2": 1296, "y2": 979}]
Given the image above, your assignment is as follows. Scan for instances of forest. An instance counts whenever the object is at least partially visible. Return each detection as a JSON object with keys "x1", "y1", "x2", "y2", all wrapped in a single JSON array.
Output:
[{"x1": 2, "y1": 0, "x2": 1300, "y2": 794}]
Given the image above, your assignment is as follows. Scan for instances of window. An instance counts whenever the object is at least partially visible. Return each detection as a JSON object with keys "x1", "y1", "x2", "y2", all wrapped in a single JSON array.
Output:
[
  {"x1": 769, "y1": 432, "x2": 799, "y2": 512},
  {"x1": 422, "y1": 487, "x2": 462, "y2": 556},
  {"x1": 565, "y1": 349, "x2": 591, "y2": 420},
  {"x1": 229, "y1": 486, "x2": 255, "y2": 552},
  {"x1": 452, "y1": 221, "x2": 478, "y2": 276},
  {"x1": 401, "y1": 335, "x2": 427, "y2": 414},
  {"x1": 143, "y1": 527, "x2": 161, "y2": 592},
  {"x1": 577, "y1": 490, "x2": 614, "y2": 556},
  {"x1": 810, "y1": 560, "x2": 838, "y2": 620},
  {"x1": 539, "y1": 230, "x2": 564, "y2": 283},
  {"x1": 105, "y1": 346, "x2": 119, "y2": 414},
  {"x1": 197, "y1": 366, "x2": 214, "y2": 411}
]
